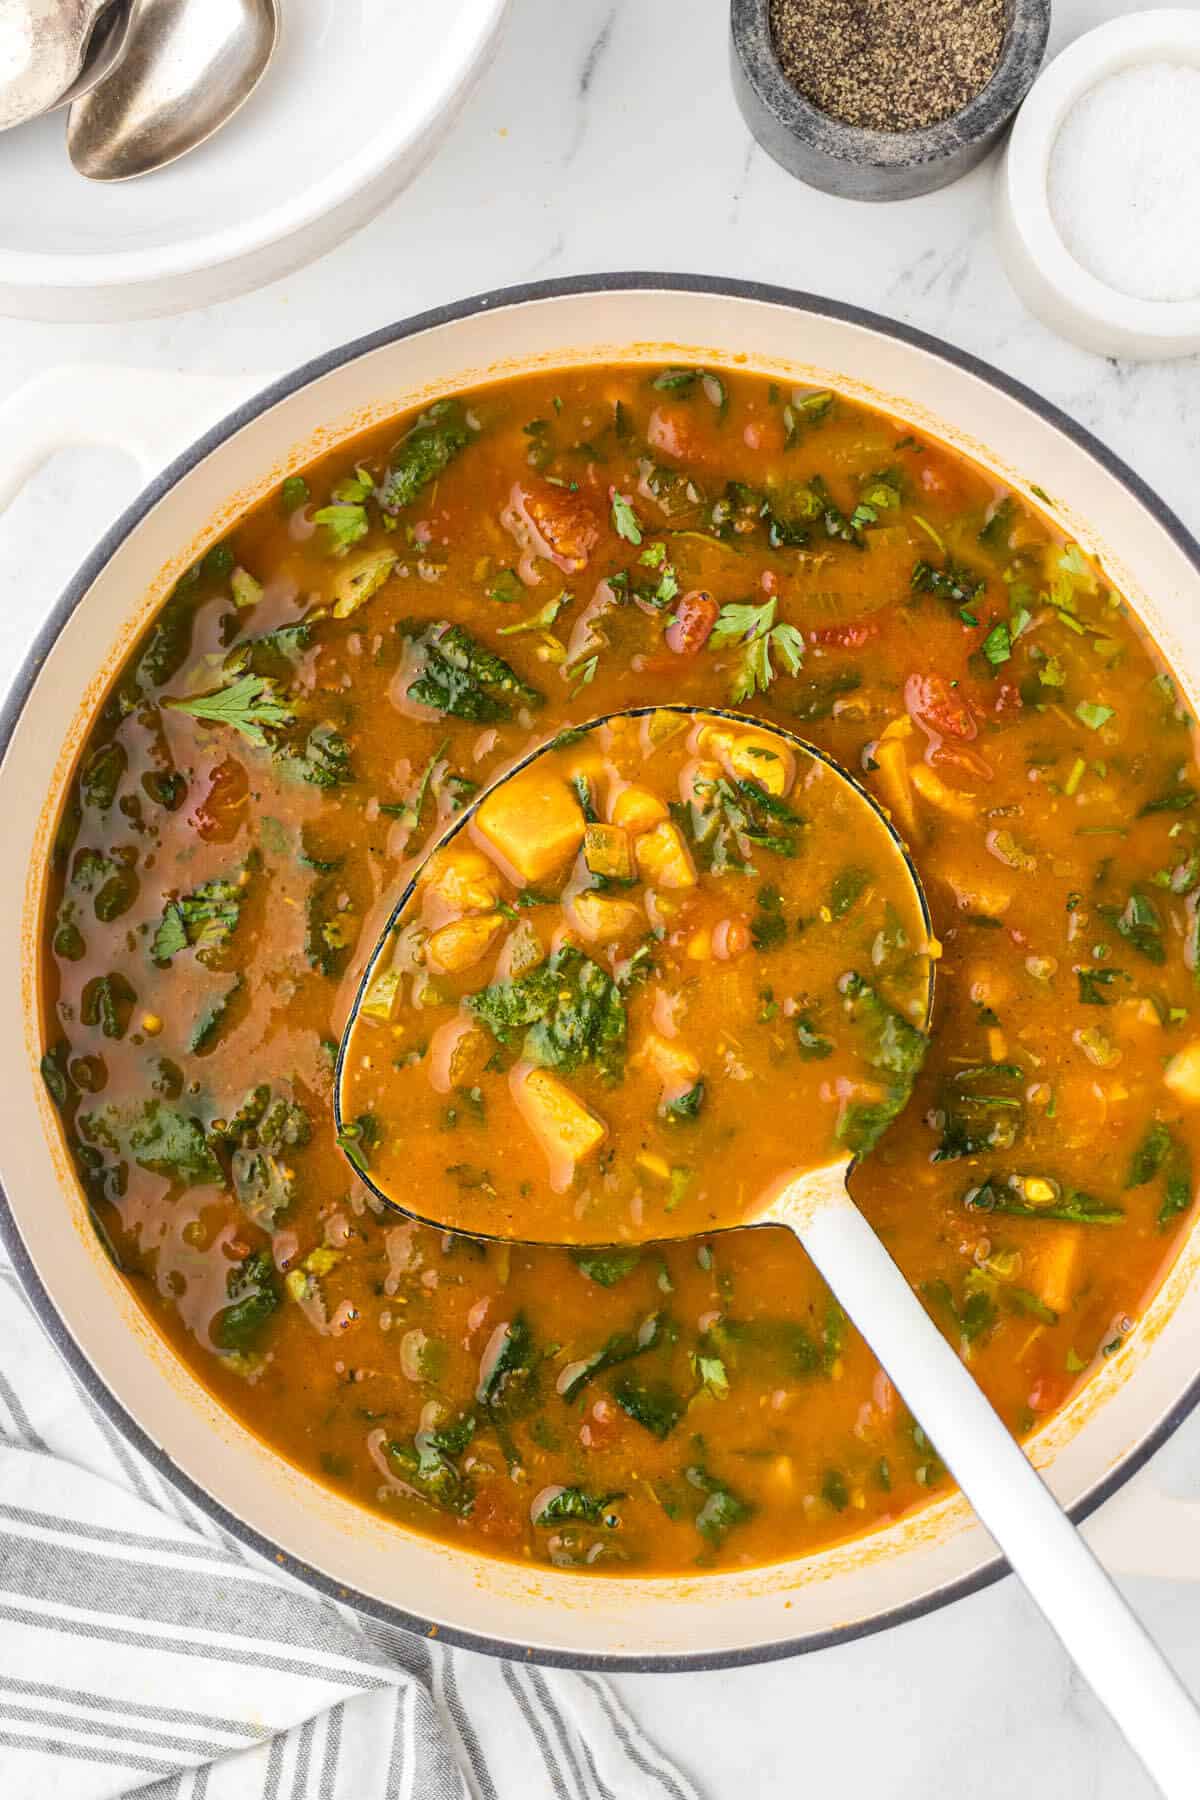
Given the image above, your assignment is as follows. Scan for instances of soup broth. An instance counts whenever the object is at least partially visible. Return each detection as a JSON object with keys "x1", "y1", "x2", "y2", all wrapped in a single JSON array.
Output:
[{"x1": 40, "y1": 363, "x2": 1200, "y2": 1574}]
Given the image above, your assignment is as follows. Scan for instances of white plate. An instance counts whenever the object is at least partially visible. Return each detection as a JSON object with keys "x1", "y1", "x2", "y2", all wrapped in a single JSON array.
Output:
[{"x1": 0, "y1": 0, "x2": 510, "y2": 321}]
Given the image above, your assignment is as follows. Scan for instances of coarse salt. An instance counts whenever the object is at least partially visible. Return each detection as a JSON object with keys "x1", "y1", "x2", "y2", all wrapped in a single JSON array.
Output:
[{"x1": 1047, "y1": 63, "x2": 1200, "y2": 304}]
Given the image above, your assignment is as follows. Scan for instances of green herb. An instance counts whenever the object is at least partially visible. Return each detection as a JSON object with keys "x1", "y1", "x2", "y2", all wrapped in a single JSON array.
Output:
[
  {"x1": 336, "y1": 1112, "x2": 380, "y2": 1177},
  {"x1": 80, "y1": 743, "x2": 126, "y2": 812},
  {"x1": 795, "y1": 1014, "x2": 833, "y2": 1059},
  {"x1": 686, "y1": 1466, "x2": 752, "y2": 1544},
  {"x1": 665, "y1": 1081, "x2": 705, "y2": 1123},
  {"x1": 496, "y1": 592, "x2": 569, "y2": 636},
  {"x1": 487, "y1": 567, "x2": 524, "y2": 605},
  {"x1": 783, "y1": 389, "x2": 835, "y2": 445},
  {"x1": 559, "y1": 1312, "x2": 667, "y2": 1403},
  {"x1": 1139, "y1": 785, "x2": 1196, "y2": 817},
  {"x1": 533, "y1": 1486, "x2": 623, "y2": 1526},
  {"x1": 821, "y1": 1469, "x2": 850, "y2": 1512},
  {"x1": 189, "y1": 977, "x2": 242, "y2": 1054},
  {"x1": 1076, "y1": 966, "x2": 1124, "y2": 1005},
  {"x1": 611, "y1": 492, "x2": 643, "y2": 545},
  {"x1": 476, "y1": 1315, "x2": 539, "y2": 1444},
  {"x1": 213, "y1": 1250, "x2": 279, "y2": 1353},
  {"x1": 40, "y1": 1044, "x2": 70, "y2": 1108},
  {"x1": 911, "y1": 557, "x2": 985, "y2": 611},
  {"x1": 164, "y1": 674, "x2": 294, "y2": 749},
  {"x1": 1126, "y1": 1119, "x2": 1172, "y2": 1189},
  {"x1": 964, "y1": 1178, "x2": 1123, "y2": 1225},
  {"x1": 468, "y1": 943, "x2": 625, "y2": 1081},
  {"x1": 835, "y1": 971, "x2": 928, "y2": 1155},
  {"x1": 612, "y1": 1375, "x2": 682, "y2": 1439},
  {"x1": 978, "y1": 497, "x2": 1016, "y2": 552},
  {"x1": 402, "y1": 620, "x2": 542, "y2": 722},
  {"x1": 750, "y1": 883, "x2": 788, "y2": 950},
  {"x1": 1105, "y1": 891, "x2": 1165, "y2": 965},
  {"x1": 829, "y1": 866, "x2": 870, "y2": 919},
  {"x1": 80, "y1": 972, "x2": 135, "y2": 1041},
  {"x1": 152, "y1": 872, "x2": 244, "y2": 965},
  {"x1": 278, "y1": 723, "x2": 355, "y2": 790},
  {"x1": 981, "y1": 621, "x2": 1012, "y2": 668},
  {"x1": 272, "y1": 477, "x2": 307, "y2": 520},
  {"x1": 84, "y1": 1101, "x2": 223, "y2": 1186},
  {"x1": 387, "y1": 1414, "x2": 477, "y2": 1515},
  {"x1": 571, "y1": 1246, "x2": 641, "y2": 1287},
  {"x1": 377, "y1": 399, "x2": 475, "y2": 513},
  {"x1": 710, "y1": 599, "x2": 804, "y2": 702},
  {"x1": 1160, "y1": 1142, "x2": 1194, "y2": 1228},
  {"x1": 1075, "y1": 701, "x2": 1114, "y2": 732}
]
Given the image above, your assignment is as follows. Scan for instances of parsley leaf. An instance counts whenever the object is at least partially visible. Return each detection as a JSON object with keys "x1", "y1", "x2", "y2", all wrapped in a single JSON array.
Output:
[
  {"x1": 164, "y1": 674, "x2": 295, "y2": 749},
  {"x1": 710, "y1": 598, "x2": 804, "y2": 701}
]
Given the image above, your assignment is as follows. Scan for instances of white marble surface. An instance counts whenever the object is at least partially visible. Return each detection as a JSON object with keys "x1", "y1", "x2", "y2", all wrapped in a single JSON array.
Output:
[{"x1": 1, "y1": 0, "x2": 1198, "y2": 1794}]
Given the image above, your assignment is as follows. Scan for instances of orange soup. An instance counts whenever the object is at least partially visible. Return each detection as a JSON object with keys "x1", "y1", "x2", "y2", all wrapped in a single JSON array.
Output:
[{"x1": 39, "y1": 363, "x2": 1200, "y2": 1573}]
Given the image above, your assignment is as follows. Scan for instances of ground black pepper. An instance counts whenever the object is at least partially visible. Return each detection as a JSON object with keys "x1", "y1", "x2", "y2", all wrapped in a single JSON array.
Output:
[{"x1": 769, "y1": 0, "x2": 1007, "y2": 133}]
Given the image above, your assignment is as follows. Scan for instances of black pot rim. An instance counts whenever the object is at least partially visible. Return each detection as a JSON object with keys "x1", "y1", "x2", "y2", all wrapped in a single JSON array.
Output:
[{"x1": 3, "y1": 270, "x2": 1199, "y2": 1675}]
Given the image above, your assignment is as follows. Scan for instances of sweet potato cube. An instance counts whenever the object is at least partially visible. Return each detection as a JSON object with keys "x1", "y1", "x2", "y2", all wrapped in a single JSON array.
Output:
[
  {"x1": 729, "y1": 733, "x2": 792, "y2": 797},
  {"x1": 360, "y1": 966, "x2": 402, "y2": 1022},
  {"x1": 1165, "y1": 1042, "x2": 1200, "y2": 1105},
  {"x1": 583, "y1": 823, "x2": 633, "y2": 881},
  {"x1": 331, "y1": 549, "x2": 397, "y2": 619},
  {"x1": 419, "y1": 846, "x2": 500, "y2": 914},
  {"x1": 517, "y1": 1068, "x2": 606, "y2": 1169},
  {"x1": 611, "y1": 784, "x2": 668, "y2": 831},
  {"x1": 911, "y1": 763, "x2": 978, "y2": 822},
  {"x1": 1035, "y1": 1230, "x2": 1080, "y2": 1316},
  {"x1": 872, "y1": 737, "x2": 919, "y2": 840},
  {"x1": 635, "y1": 820, "x2": 696, "y2": 888},
  {"x1": 570, "y1": 891, "x2": 643, "y2": 943},
  {"x1": 426, "y1": 913, "x2": 505, "y2": 974},
  {"x1": 639, "y1": 1031, "x2": 700, "y2": 1088},
  {"x1": 476, "y1": 774, "x2": 585, "y2": 882}
]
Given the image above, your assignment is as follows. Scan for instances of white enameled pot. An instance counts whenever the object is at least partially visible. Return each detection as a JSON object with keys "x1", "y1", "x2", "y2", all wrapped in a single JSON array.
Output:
[{"x1": 2, "y1": 277, "x2": 1200, "y2": 1670}]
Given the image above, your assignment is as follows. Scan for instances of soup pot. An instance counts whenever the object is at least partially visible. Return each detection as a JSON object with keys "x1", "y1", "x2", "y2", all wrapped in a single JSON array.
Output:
[{"x1": 2, "y1": 275, "x2": 1200, "y2": 1670}]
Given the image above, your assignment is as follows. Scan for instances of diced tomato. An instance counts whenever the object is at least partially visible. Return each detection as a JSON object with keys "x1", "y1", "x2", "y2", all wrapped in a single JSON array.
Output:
[
  {"x1": 522, "y1": 480, "x2": 601, "y2": 572},
  {"x1": 1028, "y1": 1371, "x2": 1071, "y2": 1416},
  {"x1": 666, "y1": 590, "x2": 718, "y2": 656},
  {"x1": 905, "y1": 673, "x2": 977, "y2": 742},
  {"x1": 469, "y1": 1485, "x2": 523, "y2": 1541},
  {"x1": 809, "y1": 619, "x2": 881, "y2": 651},
  {"x1": 647, "y1": 405, "x2": 708, "y2": 464},
  {"x1": 932, "y1": 741, "x2": 994, "y2": 784},
  {"x1": 743, "y1": 416, "x2": 787, "y2": 454},
  {"x1": 193, "y1": 757, "x2": 249, "y2": 842},
  {"x1": 992, "y1": 681, "x2": 1024, "y2": 719}
]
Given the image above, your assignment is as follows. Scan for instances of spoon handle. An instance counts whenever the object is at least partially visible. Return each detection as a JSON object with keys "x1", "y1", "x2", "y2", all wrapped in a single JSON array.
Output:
[{"x1": 775, "y1": 1173, "x2": 1200, "y2": 1798}]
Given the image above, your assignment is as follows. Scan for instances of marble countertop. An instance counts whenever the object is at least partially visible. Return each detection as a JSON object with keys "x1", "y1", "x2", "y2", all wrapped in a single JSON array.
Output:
[{"x1": 0, "y1": 0, "x2": 1197, "y2": 1793}]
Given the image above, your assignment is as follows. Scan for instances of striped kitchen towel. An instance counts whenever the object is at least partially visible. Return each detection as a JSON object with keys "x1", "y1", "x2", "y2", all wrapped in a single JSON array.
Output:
[{"x1": 0, "y1": 1258, "x2": 702, "y2": 1800}]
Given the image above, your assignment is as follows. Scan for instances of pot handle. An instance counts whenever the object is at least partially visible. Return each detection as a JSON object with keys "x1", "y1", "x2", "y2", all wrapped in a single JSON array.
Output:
[
  {"x1": 0, "y1": 364, "x2": 262, "y2": 511},
  {"x1": 1084, "y1": 1461, "x2": 1200, "y2": 1582}
]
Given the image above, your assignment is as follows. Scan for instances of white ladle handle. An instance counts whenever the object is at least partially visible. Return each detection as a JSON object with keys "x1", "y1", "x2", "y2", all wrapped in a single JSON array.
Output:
[{"x1": 774, "y1": 1173, "x2": 1200, "y2": 1799}]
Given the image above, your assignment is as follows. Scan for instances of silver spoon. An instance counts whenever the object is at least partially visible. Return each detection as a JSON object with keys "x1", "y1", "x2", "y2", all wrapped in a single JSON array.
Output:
[
  {"x1": 51, "y1": 0, "x2": 134, "y2": 110},
  {"x1": 0, "y1": 0, "x2": 118, "y2": 131},
  {"x1": 66, "y1": 0, "x2": 278, "y2": 182},
  {"x1": 339, "y1": 705, "x2": 1200, "y2": 1798}
]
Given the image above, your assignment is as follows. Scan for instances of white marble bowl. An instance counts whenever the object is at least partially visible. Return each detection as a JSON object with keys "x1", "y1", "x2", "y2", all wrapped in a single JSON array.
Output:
[
  {"x1": 996, "y1": 9, "x2": 1200, "y2": 361},
  {"x1": 0, "y1": 0, "x2": 509, "y2": 321}
]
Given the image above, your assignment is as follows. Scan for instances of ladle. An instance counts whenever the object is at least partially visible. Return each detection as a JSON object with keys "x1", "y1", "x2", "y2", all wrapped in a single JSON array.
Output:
[{"x1": 339, "y1": 705, "x2": 1200, "y2": 1797}]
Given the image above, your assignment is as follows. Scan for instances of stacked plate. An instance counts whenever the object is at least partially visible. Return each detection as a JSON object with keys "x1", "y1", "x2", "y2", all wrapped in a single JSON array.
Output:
[{"x1": 0, "y1": 0, "x2": 509, "y2": 320}]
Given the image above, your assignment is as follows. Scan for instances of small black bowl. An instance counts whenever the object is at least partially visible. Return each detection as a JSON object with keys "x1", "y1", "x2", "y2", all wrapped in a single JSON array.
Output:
[{"x1": 730, "y1": 0, "x2": 1050, "y2": 202}]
